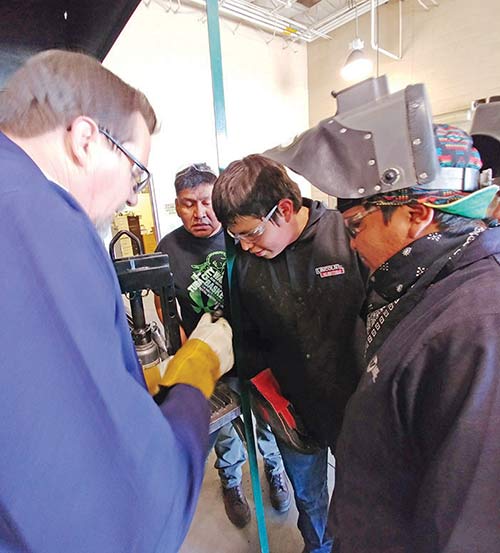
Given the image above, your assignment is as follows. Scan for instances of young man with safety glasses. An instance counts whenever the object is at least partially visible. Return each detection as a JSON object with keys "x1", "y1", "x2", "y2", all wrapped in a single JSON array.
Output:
[{"x1": 212, "y1": 154, "x2": 366, "y2": 553}]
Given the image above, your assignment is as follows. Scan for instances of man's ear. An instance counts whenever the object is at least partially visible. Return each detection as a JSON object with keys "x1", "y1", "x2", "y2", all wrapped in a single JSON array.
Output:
[
  {"x1": 67, "y1": 116, "x2": 100, "y2": 168},
  {"x1": 277, "y1": 198, "x2": 295, "y2": 223},
  {"x1": 407, "y1": 203, "x2": 436, "y2": 239},
  {"x1": 175, "y1": 198, "x2": 181, "y2": 217}
]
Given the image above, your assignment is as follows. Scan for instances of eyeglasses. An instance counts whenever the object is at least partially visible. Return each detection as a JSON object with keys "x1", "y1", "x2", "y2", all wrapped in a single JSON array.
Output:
[
  {"x1": 227, "y1": 204, "x2": 279, "y2": 243},
  {"x1": 175, "y1": 163, "x2": 218, "y2": 180},
  {"x1": 99, "y1": 128, "x2": 152, "y2": 193},
  {"x1": 343, "y1": 205, "x2": 379, "y2": 238}
]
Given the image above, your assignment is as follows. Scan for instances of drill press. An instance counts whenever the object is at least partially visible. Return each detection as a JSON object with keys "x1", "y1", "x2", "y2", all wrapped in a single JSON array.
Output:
[{"x1": 110, "y1": 230, "x2": 242, "y2": 435}]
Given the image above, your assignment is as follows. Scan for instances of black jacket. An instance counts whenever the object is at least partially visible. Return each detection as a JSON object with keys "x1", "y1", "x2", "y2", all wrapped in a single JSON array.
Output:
[
  {"x1": 234, "y1": 199, "x2": 366, "y2": 446},
  {"x1": 331, "y1": 227, "x2": 500, "y2": 553}
]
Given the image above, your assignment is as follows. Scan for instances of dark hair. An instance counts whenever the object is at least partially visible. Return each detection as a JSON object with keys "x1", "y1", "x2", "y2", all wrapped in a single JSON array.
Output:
[
  {"x1": 174, "y1": 163, "x2": 217, "y2": 194},
  {"x1": 0, "y1": 50, "x2": 157, "y2": 141},
  {"x1": 212, "y1": 154, "x2": 302, "y2": 227}
]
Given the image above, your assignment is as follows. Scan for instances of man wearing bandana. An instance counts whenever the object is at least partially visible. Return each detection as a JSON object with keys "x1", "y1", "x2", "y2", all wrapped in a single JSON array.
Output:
[
  {"x1": 265, "y1": 79, "x2": 500, "y2": 553},
  {"x1": 332, "y1": 126, "x2": 500, "y2": 553}
]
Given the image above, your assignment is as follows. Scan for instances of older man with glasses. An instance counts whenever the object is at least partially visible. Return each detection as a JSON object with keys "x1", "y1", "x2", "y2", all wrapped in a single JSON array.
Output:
[
  {"x1": 0, "y1": 50, "x2": 234, "y2": 552},
  {"x1": 212, "y1": 154, "x2": 367, "y2": 553}
]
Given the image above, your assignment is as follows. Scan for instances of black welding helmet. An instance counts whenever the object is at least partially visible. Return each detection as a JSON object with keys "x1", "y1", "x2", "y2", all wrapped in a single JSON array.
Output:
[{"x1": 264, "y1": 76, "x2": 498, "y2": 217}]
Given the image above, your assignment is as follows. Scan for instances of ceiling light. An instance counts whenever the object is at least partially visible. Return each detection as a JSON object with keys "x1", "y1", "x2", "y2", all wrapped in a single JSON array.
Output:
[
  {"x1": 340, "y1": 1, "x2": 373, "y2": 82},
  {"x1": 341, "y1": 37, "x2": 373, "y2": 81}
]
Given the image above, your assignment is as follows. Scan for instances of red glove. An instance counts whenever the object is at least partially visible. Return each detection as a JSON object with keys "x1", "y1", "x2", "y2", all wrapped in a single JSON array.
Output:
[{"x1": 250, "y1": 369, "x2": 320, "y2": 454}]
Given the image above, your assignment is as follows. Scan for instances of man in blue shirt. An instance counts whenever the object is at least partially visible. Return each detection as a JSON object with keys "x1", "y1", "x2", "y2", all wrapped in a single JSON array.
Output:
[{"x1": 0, "y1": 49, "x2": 233, "y2": 553}]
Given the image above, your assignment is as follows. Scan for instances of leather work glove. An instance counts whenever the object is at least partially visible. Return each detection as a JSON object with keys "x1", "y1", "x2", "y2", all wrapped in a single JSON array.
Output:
[
  {"x1": 159, "y1": 313, "x2": 234, "y2": 398},
  {"x1": 250, "y1": 369, "x2": 321, "y2": 454}
]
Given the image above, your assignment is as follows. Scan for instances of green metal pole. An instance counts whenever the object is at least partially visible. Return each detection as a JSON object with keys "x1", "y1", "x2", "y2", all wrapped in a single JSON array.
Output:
[
  {"x1": 205, "y1": 3, "x2": 270, "y2": 550},
  {"x1": 225, "y1": 248, "x2": 270, "y2": 553},
  {"x1": 206, "y1": 0, "x2": 228, "y2": 173}
]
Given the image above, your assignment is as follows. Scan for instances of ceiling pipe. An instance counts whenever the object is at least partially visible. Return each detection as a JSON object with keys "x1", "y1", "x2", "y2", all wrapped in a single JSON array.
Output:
[
  {"x1": 219, "y1": 0, "x2": 387, "y2": 42},
  {"x1": 314, "y1": 0, "x2": 389, "y2": 37},
  {"x1": 223, "y1": 0, "x2": 330, "y2": 41},
  {"x1": 152, "y1": 0, "x2": 391, "y2": 43},
  {"x1": 196, "y1": 0, "x2": 296, "y2": 35},
  {"x1": 223, "y1": 4, "x2": 292, "y2": 34},
  {"x1": 153, "y1": 0, "x2": 295, "y2": 35},
  {"x1": 416, "y1": 0, "x2": 430, "y2": 10},
  {"x1": 416, "y1": 0, "x2": 439, "y2": 9},
  {"x1": 228, "y1": 0, "x2": 309, "y2": 31},
  {"x1": 224, "y1": 1, "x2": 290, "y2": 28}
]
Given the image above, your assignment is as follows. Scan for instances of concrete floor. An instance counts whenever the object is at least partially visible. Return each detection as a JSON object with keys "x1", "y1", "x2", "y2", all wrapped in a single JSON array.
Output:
[{"x1": 181, "y1": 448, "x2": 335, "y2": 553}]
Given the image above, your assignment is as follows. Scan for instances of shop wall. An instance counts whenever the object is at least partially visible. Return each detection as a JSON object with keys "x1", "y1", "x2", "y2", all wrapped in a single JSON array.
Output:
[
  {"x1": 104, "y1": 1, "x2": 309, "y2": 237},
  {"x1": 308, "y1": 0, "x2": 500, "y2": 126}
]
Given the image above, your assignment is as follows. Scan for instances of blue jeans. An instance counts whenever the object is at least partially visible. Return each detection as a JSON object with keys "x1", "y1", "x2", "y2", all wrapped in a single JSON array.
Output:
[
  {"x1": 209, "y1": 419, "x2": 284, "y2": 489},
  {"x1": 277, "y1": 441, "x2": 333, "y2": 553}
]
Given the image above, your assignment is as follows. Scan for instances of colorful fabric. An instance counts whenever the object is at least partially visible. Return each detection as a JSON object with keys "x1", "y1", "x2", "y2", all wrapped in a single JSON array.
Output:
[
  {"x1": 434, "y1": 124, "x2": 482, "y2": 169},
  {"x1": 368, "y1": 187, "x2": 470, "y2": 207},
  {"x1": 422, "y1": 185, "x2": 498, "y2": 218},
  {"x1": 362, "y1": 124, "x2": 498, "y2": 219},
  {"x1": 366, "y1": 185, "x2": 499, "y2": 219}
]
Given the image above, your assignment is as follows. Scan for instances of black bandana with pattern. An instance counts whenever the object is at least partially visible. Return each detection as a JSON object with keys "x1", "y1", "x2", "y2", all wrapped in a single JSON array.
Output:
[{"x1": 363, "y1": 224, "x2": 486, "y2": 359}]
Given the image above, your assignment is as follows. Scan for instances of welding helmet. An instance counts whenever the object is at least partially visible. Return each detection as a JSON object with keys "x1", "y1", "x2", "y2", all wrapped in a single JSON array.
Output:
[{"x1": 264, "y1": 76, "x2": 499, "y2": 218}]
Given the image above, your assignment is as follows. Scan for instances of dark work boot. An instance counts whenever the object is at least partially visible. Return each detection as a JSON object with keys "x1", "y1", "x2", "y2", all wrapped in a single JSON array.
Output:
[
  {"x1": 266, "y1": 470, "x2": 292, "y2": 512},
  {"x1": 222, "y1": 483, "x2": 251, "y2": 528}
]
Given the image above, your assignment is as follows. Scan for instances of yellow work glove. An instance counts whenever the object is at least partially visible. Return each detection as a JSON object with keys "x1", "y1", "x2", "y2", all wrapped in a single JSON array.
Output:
[{"x1": 159, "y1": 313, "x2": 234, "y2": 398}]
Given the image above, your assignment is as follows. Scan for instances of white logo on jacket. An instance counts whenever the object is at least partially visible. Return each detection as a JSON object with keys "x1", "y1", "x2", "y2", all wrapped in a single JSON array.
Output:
[{"x1": 314, "y1": 264, "x2": 345, "y2": 278}]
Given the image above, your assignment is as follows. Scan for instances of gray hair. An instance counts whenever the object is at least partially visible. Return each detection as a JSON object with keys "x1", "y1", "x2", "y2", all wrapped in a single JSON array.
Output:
[{"x1": 0, "y1": 50, "x2": 157, "y2": 141}]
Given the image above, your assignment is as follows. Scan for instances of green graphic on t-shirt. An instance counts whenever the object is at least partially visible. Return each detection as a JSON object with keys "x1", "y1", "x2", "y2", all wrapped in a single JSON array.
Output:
[{"x1": 188, "y1": 250, "x2": 226, "y2": 314}]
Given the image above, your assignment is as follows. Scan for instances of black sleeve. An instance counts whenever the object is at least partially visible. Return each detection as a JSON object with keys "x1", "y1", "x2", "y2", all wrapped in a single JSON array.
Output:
[
  {"x1": 399, "y1": 315, "x2": 500, "y2": 553},
  {"x1": 224, "y1": 258, "x2": 265, "y2": 380}
]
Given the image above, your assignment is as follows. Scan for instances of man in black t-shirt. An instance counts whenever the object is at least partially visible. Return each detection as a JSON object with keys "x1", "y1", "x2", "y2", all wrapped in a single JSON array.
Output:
[{"x1": 156, "y1": 164, "x2": 289, "y2": 528}]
